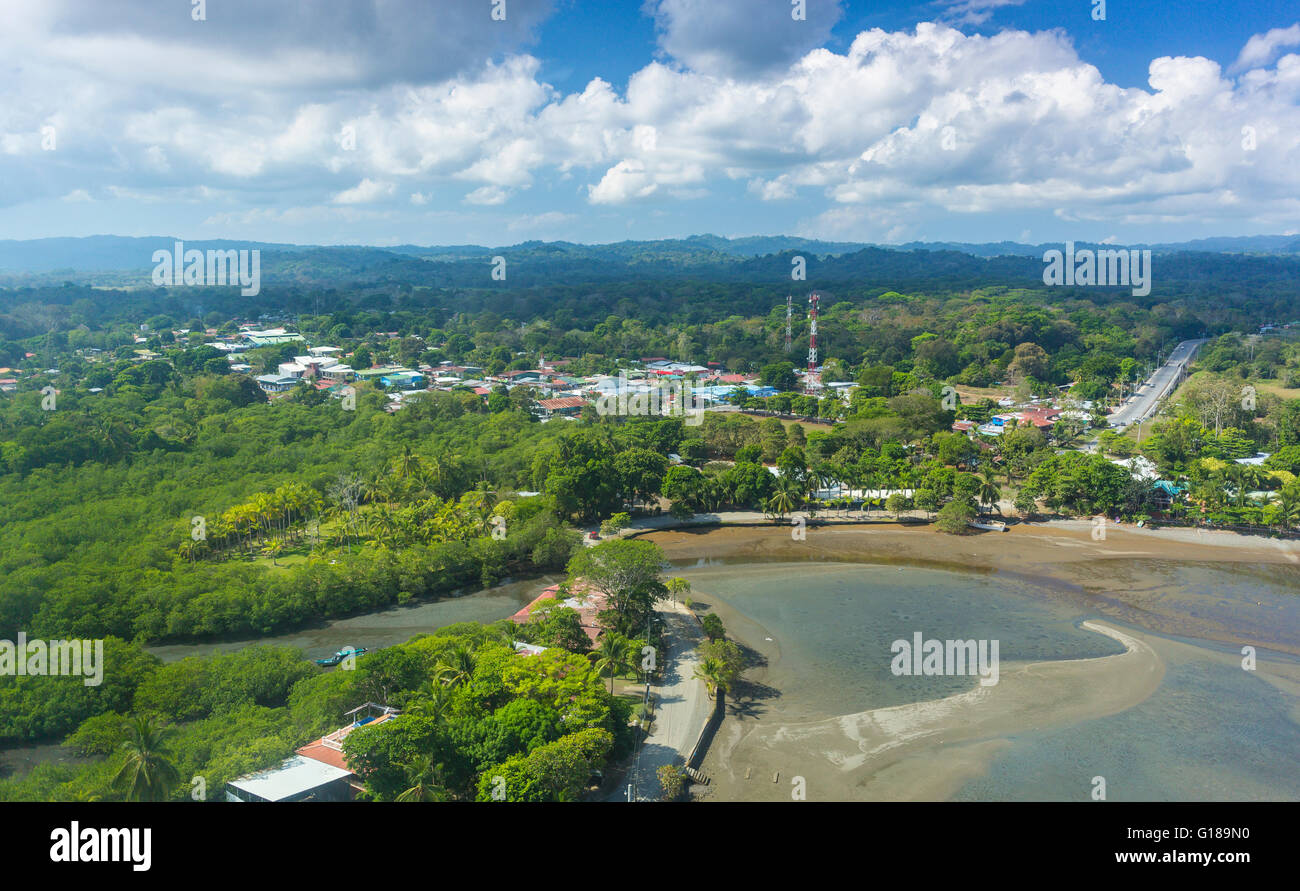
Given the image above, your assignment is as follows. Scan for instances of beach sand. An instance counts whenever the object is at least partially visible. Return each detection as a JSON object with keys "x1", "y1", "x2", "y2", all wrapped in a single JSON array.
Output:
[{"x1": 700, "y1": 621, "x2": 1162, "y2": 801}]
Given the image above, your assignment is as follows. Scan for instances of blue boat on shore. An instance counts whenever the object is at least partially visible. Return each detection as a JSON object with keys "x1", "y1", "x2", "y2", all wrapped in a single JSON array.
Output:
[{"x1": 314, "y1": 646, "x2": 367, "y2": 667}]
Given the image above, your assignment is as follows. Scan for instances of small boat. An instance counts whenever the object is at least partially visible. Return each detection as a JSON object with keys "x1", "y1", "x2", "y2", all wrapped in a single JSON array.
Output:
[
  {"x1": 968, "y1": 520, "x2": 1008, "y2": 532},
  {"x1": 315, "y1": 646, "x2": 368, "y2": 667}
]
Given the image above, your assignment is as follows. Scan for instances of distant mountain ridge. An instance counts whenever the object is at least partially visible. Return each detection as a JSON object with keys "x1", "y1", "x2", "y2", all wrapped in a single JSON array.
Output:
[{"x1": 2, "y1": 232, "x2": 1298, "y2": 275}]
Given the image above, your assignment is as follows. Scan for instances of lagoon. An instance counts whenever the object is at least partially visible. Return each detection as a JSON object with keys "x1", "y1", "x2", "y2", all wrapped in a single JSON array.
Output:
[{"x1": 682, "y1": 559, "x2": 1300, "y2": 801}]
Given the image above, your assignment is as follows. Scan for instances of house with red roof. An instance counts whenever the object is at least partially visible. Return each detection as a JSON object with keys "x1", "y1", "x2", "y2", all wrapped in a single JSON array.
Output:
[
  {"x1": 510, "y1": 582, "x2": 609, "y2": 645},
  {"x1": 1016, "y1": 408, "x2": 1061, "y2": 430},
  {"x1": 226, "y1": 703, "x2": 399, "y2": 802}
]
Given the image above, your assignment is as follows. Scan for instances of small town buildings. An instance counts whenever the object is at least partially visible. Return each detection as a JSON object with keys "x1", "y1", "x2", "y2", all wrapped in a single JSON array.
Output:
[
  {"x1": 255, "y1": 374, "x2": 300, "y2": 393},
  {"x1": 353, "y1": 365, "x2": 409, "y2": 382},
  {"x1": 1112, "y1": 455, "x2": 1161, "y2": 481},
  {"x1": 243, "y1": 328, "x2": 305, "y2": 347},
  {"x1": 500, "y1": 370, "x2": 546, "y2": 384},
  {"x1": 434, "y1": 363, "x2": 484, "y2": 379},
  {"x1": 380, "y1": 370, "x2": 426, "y2": 390}
]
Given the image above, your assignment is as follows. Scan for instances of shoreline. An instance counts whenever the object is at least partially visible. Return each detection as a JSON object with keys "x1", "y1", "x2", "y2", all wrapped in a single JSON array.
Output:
[
  {"x1": 644, "y1": 519, "x2": 1300, "y2": 658},
  {"x1": 640, "y1": 514, "x2": 1300, "y2": 568}
]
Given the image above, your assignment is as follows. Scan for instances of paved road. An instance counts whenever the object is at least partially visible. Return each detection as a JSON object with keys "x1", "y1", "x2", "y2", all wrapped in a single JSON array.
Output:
[
  {"x1": 1107, "y1": 338, "x2": 1207, "y2": 430},
  {"x1": 612, "y1": 600, "x2": 711, "y2": 801}
]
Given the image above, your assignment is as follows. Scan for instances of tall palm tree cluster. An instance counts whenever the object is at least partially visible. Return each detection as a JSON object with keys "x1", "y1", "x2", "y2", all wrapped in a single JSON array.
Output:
[
  {"x1": 178, "y1": 447, "x2": 490, "y2": 560},
  {"x1": 755, "y1": 447, "x2": 1021, "y2": 523},
  {"x1": 1187, "y1": 462, "x2": 1300, "y2": 531},
  {"x1": 178, "y1": 481, "x2": 323, "y2": 561},
  {"x1": 763, "y1": 461, "x2": 834, "y2": 519}
]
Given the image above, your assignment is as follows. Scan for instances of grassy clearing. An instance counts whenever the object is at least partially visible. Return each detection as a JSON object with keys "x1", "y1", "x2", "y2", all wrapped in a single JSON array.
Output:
[
  {"x1": 248, "y1": 552, "x2": 311, "y2": 571},
  {"x1": 1255, "y1": 381, "x2": 1300, "y2": 400}
]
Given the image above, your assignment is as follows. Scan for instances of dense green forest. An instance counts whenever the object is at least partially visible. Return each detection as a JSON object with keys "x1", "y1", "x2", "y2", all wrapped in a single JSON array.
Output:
[{"x1": 2, "y1": 243, "x2": 1300, "y2": 800}]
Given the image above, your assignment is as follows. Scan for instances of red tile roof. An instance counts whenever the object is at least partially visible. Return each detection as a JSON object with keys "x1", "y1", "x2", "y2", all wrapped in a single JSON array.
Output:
[
  {"x1": 538, "y1": 396, "x2": 586, "y2": 410},
  {"x1": 1017, "y1": 409, "x2": 1061, "y2": 428},
  {"x1": 510, "y1": 582, "x2": 608, "y2": 644}
]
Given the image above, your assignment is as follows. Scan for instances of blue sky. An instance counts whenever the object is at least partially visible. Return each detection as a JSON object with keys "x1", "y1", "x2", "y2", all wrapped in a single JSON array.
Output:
[{"x1": 1, "y1": 0, "x2": 1298, "y2": 247}]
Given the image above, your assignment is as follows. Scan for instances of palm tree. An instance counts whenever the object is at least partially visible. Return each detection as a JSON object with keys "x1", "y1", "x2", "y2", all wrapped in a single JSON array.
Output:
[
  {"x1": 978, "y1": 469, "x2": 1002, "y2": 516},
  {"x1": 1277, "y1": 489, "x2": 1300, "y2": 533},
  {"x1": 692, "y1": 656, "x2": 729, "y2": 699},
  {"x1": 207, "y1": 516, "x2": 231, "y2": 555},
  {"x1": 227, "y1": 504, "x2": 257, "y2": 556},
  {"x1": 424, "y1": 452, "x2": 459, "y2": 499},
  {"x1": 466, "y1": 484, "x2": 498, "y2": 535},
  {"x1": 435, "y1": 645, "x2": 477, "y2": 689},
  {"x1": 93, "y1": 415, "x2": 134, "y2": 461},
  {"x1": 112, "y1": 716, "x2": 180, "y2": 802},
  {"x1": 666, "y1": 577, "x2": 691, "y2": 602},
  {"x1": 251, "y1": 492, "x2": 276, "y2": 546},
  {"x1": 593, "y1": 632, "x2": 634, "y2": 694},
  {"x1": 1239, "y1": 464, "x2": 1269, "y2": 496},
  {"x1": 839, "y1": 463, "x2": 861, "y2": 513},
  {"x1": 395, "y1": 755, "x2": 450, "y2": 802},
  {"x1": 409, "y1": 683, "x2": 454, "y2": 723},
  {"x1": 778, "y1": 472, "x2": 804, "y2": 503},
  {"x1": 766, "y1": 487, "x2": 796, "y2": 520},
  {"x1": 396, "y1": 445, "x2": 423, "y2": 483}
]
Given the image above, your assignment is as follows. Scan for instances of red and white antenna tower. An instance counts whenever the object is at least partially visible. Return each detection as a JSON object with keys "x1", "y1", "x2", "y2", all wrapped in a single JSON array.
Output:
[
  {"x1": 785, "y1": 295, "x2": 793, "y2": 353},
  {"x1": 806, "y1": 292, "x2": 820, "y2": 379}
]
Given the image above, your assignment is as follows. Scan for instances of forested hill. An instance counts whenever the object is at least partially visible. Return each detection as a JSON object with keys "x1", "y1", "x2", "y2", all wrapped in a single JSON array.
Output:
[
  {"x1": 2, "y1": 241, "x2": 1299, "y2": 342},
  {"x1": 2, "y1": 231, "x2": 1299, "y2": 280}
]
